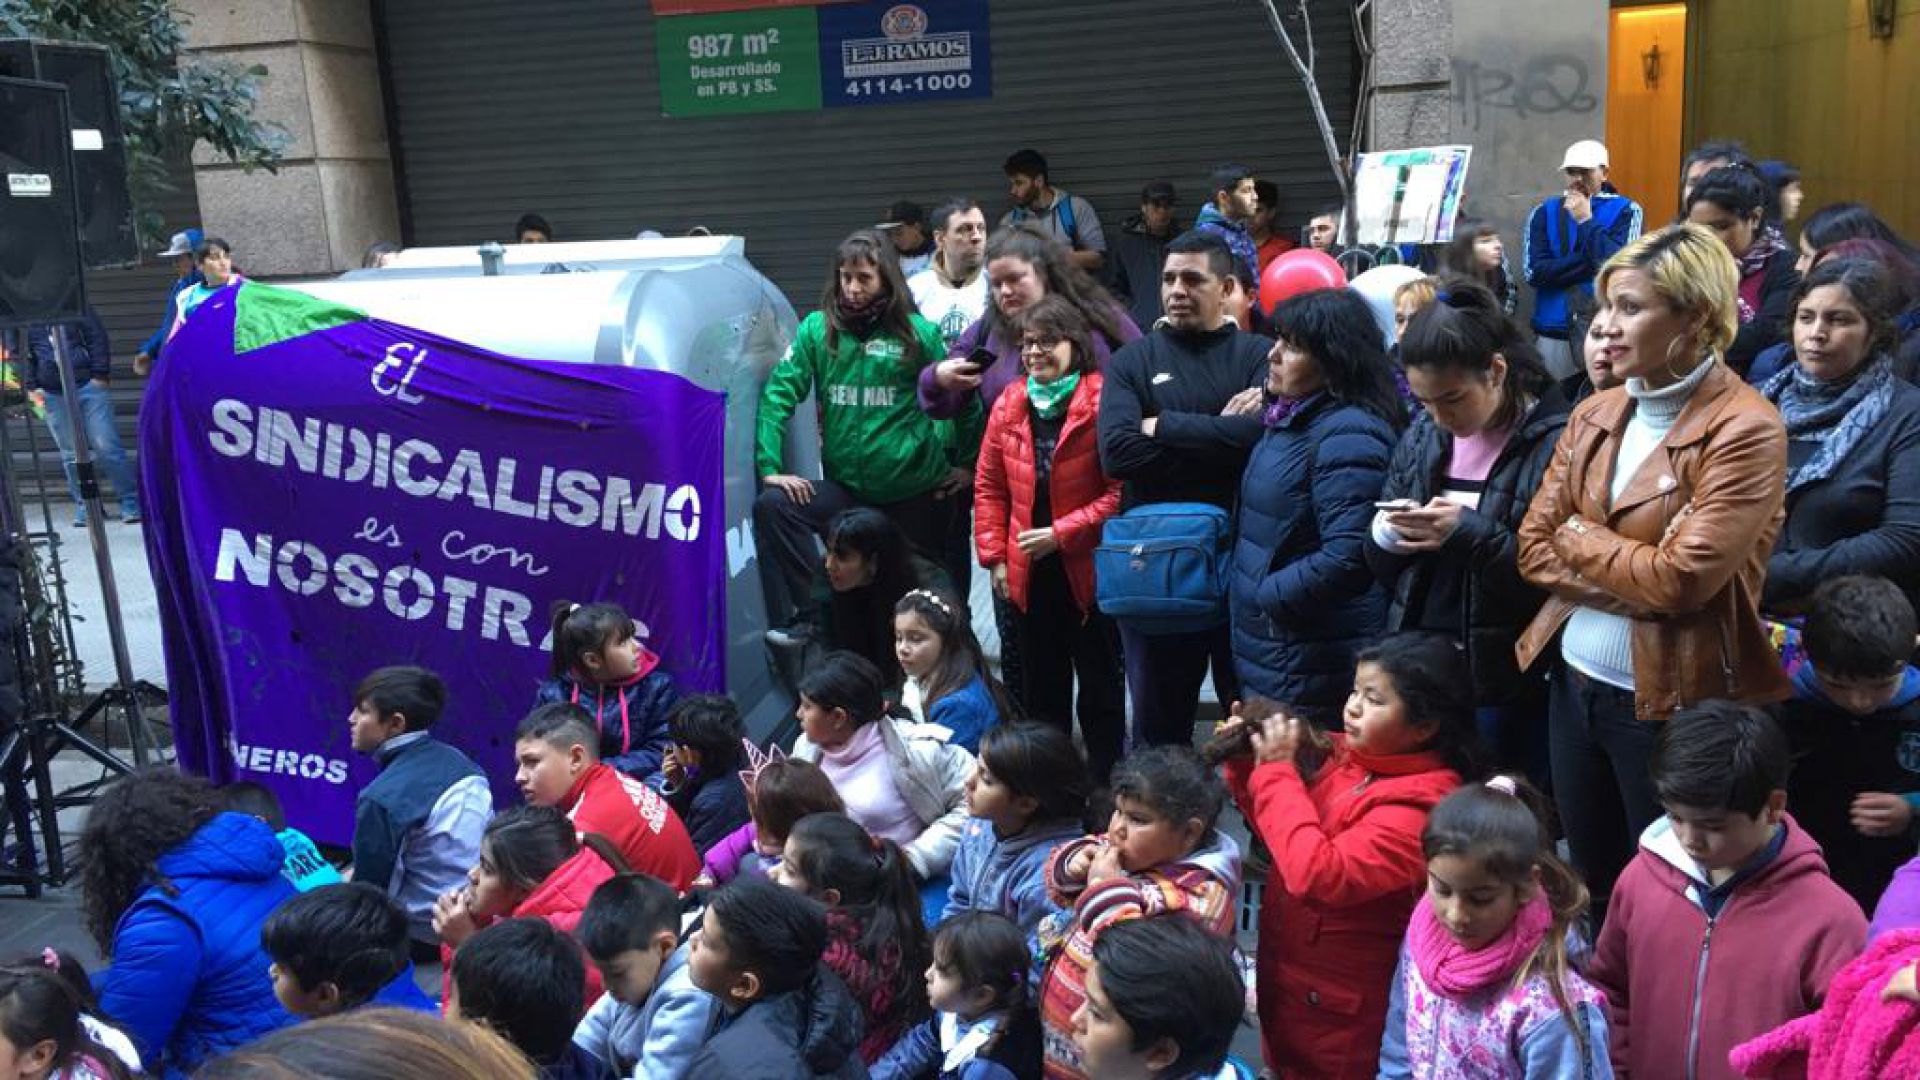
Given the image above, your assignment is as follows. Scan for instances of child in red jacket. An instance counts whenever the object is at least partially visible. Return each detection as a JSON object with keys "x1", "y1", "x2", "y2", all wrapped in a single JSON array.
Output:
[
  {"x1": 1217, "y1": 633, "x2": 1475, "y2": 1079},
  {"x1": 1589, "y1": 701, "x2": 1866, "y2": 1080},
  {"x1": 513, "y1": 703, "x2": 701, "y2": 893},
  {"x1": 431, "y1": 804, "x2": 624, "y2": 1007}
]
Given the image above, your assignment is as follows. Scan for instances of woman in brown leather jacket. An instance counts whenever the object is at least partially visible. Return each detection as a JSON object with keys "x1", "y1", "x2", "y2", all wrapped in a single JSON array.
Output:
[{"x1": 1516, "y1": 223, "x2": 1791, "y2": 918}]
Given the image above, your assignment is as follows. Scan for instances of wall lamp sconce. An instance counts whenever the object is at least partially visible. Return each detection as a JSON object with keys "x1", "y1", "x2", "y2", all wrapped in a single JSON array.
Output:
[
  {"x1": 1870, "y1": 0, "x2": 1897, "y2": 39},
  {"x1": 1641, "y1": 43, "x2": 1662, "y2": 89}
]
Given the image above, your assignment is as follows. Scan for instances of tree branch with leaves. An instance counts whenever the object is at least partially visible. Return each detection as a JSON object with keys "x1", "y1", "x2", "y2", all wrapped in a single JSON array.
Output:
[{"x1": 0, "y1": 0, "x2": 285, "y2": 246}]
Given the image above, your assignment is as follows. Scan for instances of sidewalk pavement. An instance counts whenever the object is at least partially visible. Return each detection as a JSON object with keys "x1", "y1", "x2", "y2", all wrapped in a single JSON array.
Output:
[{"x1": 2, "y1": 504, "x2": 164, "y2": 962}]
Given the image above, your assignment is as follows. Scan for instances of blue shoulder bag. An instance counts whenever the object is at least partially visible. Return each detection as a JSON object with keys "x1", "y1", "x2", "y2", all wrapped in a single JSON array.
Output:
[{"x1": 1094, "y1": 502, "x2": 1232, "y2": 635}]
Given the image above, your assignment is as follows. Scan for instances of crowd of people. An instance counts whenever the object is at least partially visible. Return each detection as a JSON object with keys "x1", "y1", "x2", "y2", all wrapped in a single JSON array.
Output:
[{"x1": 11, "y1": 136, "x2": 1920, "y2": 1080}]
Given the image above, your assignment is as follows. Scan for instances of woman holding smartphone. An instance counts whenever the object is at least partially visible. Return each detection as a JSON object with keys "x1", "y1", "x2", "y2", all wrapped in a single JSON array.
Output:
[{"x1": 1366, "y1": 279, "x2": 1570, "y2": 783}]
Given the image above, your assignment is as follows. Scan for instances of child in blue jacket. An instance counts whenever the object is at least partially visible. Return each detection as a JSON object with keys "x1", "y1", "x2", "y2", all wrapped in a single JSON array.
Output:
[
  {"x1": 946, "y1": 722, "x2": 1089, "y2": 937},
  {"x1": 535, "y1": 601, "x2": 681, "y2": 782},
  {"x1": 80, "y1": 771, "x2": 296, "y2": 1078},
  {"x1": 571, "y1": 874, "x2": 715, "y2": 1079}
]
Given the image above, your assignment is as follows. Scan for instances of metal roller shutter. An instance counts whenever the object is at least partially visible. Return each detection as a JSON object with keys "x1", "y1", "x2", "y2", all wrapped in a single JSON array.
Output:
[{"x1": 374, "y1": 0, "x2": 1355, "y2": 306}]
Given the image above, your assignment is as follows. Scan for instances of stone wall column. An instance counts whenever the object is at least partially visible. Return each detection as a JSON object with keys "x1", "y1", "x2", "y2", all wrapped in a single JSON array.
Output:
[
  {"x1": 176, "y1": 0, "x2": 400, "y2": 275},
  {"x1": 1367, "y1": 0, "x2": 1610, "y2": 321}
]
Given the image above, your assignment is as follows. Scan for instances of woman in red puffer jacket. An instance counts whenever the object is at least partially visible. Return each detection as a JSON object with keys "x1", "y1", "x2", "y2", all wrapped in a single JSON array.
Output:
[{"x1": 974, "y1": 295, "x2": 1125, "y2": 783}]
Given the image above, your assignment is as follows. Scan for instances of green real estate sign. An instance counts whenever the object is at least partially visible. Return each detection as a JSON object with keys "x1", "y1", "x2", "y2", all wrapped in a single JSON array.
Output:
[{"x1": 657, "y1": 8, "x2": 822, "y2": 116}]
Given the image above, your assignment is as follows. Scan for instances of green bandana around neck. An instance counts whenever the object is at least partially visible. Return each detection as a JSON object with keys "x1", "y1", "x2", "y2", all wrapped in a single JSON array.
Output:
[{"x1": 1027, "y1": 370, "x2": 1081, "y2": 418}]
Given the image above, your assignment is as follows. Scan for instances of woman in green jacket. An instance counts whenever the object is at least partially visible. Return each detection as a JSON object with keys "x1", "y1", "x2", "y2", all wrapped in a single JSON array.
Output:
[{"x1": 755, "y1": 230, "x2": 978, "y2": 642}]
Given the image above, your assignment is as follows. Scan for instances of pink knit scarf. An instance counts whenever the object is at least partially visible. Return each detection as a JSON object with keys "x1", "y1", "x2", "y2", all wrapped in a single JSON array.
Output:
[{"x1": 1408, "y1": 891, "x2": 1554, "y2": 998}]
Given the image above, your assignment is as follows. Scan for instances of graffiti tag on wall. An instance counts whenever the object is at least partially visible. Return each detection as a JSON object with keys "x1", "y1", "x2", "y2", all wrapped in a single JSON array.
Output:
[{"x1": 1452, "y1": 54, "x2": 1598, "y2": 131}]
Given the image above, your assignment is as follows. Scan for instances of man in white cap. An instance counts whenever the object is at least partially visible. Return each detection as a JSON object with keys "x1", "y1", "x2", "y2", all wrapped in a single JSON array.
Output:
[
  {"x1": 133, "y1": 227, "x2": 203, "y2": 376},
  {"x1": 1522, "y1": 139, "x2": 1643, "y2": 380}
]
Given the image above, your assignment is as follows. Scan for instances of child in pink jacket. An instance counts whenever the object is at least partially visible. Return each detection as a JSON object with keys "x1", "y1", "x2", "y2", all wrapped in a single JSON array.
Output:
[{"x1": 1731, "y1": 929, "x2": 1920, "y2": 1079}]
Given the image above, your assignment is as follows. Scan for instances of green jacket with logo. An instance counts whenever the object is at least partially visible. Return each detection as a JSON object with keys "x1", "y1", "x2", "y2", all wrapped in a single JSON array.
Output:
[{"x1": 756, "y1": 311, "x2": 982, "y2": 505}]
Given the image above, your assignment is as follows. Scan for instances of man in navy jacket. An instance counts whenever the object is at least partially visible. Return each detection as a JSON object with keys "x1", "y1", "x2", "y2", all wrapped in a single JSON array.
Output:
[
  {"x1": 1523, "y1": 140, "x2": 1643, "y2": 382},
  {"x1": 22, "y1": 308, "x2": 141, "y2": 526}
]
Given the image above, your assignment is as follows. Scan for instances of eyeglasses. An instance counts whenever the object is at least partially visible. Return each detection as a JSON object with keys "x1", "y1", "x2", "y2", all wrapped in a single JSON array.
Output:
[{"x1": 1019, "y1": 336, "x2": 1063, "y2": 353}]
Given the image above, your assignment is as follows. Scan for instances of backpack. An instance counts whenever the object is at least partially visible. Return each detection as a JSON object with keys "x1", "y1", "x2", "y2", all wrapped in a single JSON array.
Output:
[
  {"x1": 1014, "y1": 195, "x2": 1081, "y2": 250},
  {"x1": 1094, "y1": 503, "x2": 1232, "y2": 635}
]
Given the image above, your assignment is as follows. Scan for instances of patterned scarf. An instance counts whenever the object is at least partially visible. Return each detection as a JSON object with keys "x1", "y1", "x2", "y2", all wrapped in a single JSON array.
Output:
[
  {"x1": 1027, "y1": 371, "x2": 1081, "y2": 419},
  {"x1": 836, "y1": 292, "x2": 890, "y2": 336},
  {"x1": 1408, "y1": 890, "x2": 1554, "y2": 998},
  {"x1": 1735, "y1": 225, "x2": 1789, "y2": 323},
  {"x1": 1263, "y1": 390, "x2": 1320, "y2": 428},
  {"x1": 1761, "y1": 354, "x2": 1895, "y2": 492}
]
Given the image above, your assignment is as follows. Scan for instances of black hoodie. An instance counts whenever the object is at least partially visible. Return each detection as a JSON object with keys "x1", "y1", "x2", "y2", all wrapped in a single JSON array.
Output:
[
  {"x1": 1108, "y1": 213, "x2": 1175, "y2": 331},
  {"x1": 685, "y1": 964, "x2": 869, "y2": 1079}
]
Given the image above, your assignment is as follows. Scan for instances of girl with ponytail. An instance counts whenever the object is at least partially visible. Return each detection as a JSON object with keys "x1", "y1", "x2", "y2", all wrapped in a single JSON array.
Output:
[
  {"x1": 773, "y1": 812, "x2": 932, "y2": 1067},
  {"x1": 1371, "y1": 278, "x2": 1571, "y2": 782},
  {"x1": 1377, "y1": 776, "x2": 1612, "y2": 1077},
  {"x1": 534, "y1": 600, "x2": 681, "y2": 782}
]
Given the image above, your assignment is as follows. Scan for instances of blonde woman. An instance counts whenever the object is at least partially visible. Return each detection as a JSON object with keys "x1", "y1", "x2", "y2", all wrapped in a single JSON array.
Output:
[{"x1": 1516, "y1": 223, "x2": 1790, "y2": 919}]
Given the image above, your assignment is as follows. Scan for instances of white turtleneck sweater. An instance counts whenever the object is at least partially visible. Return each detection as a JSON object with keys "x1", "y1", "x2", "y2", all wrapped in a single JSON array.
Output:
[{"x1": 1561, "y1": 359, "x2": 1717, "y2": 689}]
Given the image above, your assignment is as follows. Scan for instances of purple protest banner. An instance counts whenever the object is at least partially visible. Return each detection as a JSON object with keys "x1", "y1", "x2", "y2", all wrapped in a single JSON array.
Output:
[{"x1": 140, "y1": 283, "x2": 727, "y2": 844}]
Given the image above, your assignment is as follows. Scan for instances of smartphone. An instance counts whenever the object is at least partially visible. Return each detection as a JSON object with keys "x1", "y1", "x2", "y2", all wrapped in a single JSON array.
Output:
[
  {"x1": 966, "y1": 346, "x2": 999, "y2": 372},
  {"x1": 1374, "y1": 499, "x2": 1420, "y2": 512}
]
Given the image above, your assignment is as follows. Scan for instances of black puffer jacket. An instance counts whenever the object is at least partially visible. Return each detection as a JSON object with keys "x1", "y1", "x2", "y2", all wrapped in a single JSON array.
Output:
[{"x1": 1365, "y1": 388, "x2": 1570, "y2": 706}]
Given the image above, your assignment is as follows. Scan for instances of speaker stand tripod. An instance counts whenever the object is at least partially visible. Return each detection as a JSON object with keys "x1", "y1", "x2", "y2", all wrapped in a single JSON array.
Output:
[{"x1": 45, "y1": 323, "x2": 165, "y2": 771}]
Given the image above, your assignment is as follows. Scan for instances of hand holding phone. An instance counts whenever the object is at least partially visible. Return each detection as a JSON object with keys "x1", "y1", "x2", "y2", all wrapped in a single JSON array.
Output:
[{"x1": 966, "y1": 347, "x2": 999, "y2": 373}]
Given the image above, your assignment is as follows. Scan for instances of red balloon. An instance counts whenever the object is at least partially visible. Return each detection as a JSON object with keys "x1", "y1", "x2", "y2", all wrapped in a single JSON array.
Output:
[{"x1": 1261, "y1": 249, "x2": 1347, "y2": 314}]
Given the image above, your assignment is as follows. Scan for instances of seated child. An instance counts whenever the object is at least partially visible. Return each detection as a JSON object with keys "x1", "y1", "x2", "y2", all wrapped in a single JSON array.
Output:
[
  {"x1": 449, "y1": 918, "x2": 604, "y2": 1080},
  {"x1": 1214, "y1": 634, "x2": 1472, "y2": 1080},
  {"x1": 1590, "y1": 701, "x2": 1867, "y2": 1080},
  {"x1": 948, "y1": 722, "x2": 1090, "y2": 936},
  {"x1": 2, "y1": 951, "x2": 141, "y2": 1080},
  {"x1": 1070, "y1": 914, "x2": 1244, "y2": 1080},
  {"x1": 873, "y1": 911, "x2": 1044, "y2": 1080},
  {"x1": 1377, "y1": 778, "x2": 1611, "y2": 1077},
  {"x1": 535, "y1": 600, "x2": 680, "y2": 781},
  {"x1": 515, "y1": 703, "x2": 700, "y2": 892},
  {"x1": 683, "y1": 878, "x2": 867, "y2": 1078},
  {"x1": 774, "y1": 812, "x2": 931, "y2": 1065},
  {"x1": 659, "y1": 695, "x2": 751, "y2": 854},
  {"x1": 895, "y1": 589, "x2": 1013, "y2": 752},
  {"x1": 193, "y1": 1006, "x2": 536, "y2": 1079},
  {"x1": 698, "y1": 755, "x2": 845, "y2": 888},
  {"x1": 223, "y1": 781, "x2": 342, "y2": 893},
  {"x1": 260, "y1": 883, "x2": 435, "y2": 1017},
  {"x1": 348, "y1": 665, "x2": 492, "y2": 947},
  {"x1": 1777, "y1": 575, "x2": 1920, "y2": 909},
  {"x1": 572, "y1": 874, "x2": 714, "y2": 1079},
  {"x1": 1038, "y1": 746, "x2": 1241, "y2": 1080},
  {"x1": 432, "y1": 805, "x2": 627, "y2": 1005},
  {"x1": 791, "y1": 650, "x2": 974, "y2": 882}
]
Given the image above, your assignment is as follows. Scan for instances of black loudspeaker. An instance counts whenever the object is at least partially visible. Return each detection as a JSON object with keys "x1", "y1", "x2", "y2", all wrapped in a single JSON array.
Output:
[
  {"x1": 0, "y1": 41, "x2": 135, "y2": 270},
  {"x1": 0, "y1": 77, "x2": 85, "y2": 330}
]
